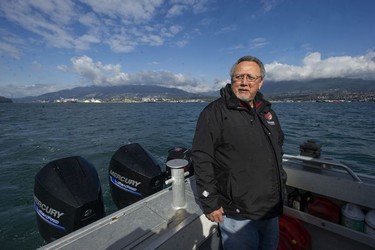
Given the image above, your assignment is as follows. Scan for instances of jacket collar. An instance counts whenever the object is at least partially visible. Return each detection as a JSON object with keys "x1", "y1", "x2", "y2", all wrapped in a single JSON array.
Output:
[{"x1": 220, "y1": 83, "x2": 270, "y2": 113}]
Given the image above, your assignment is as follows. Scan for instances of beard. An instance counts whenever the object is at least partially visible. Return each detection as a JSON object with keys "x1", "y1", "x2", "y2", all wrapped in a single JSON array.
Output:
[{"x1": 236, "y1": 96, "x2": 253, "y2": 102}]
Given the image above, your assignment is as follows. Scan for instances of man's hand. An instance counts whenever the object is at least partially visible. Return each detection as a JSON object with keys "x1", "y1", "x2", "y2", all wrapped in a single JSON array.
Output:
[{"x1": 206, "y1": 207, "x2": 224, "y2": 223}]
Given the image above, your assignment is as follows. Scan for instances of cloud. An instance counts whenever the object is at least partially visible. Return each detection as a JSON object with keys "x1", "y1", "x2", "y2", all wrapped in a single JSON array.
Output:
[
  {"x1": 215, "y1": 25, "x2": 237, "y2": 35},
  {"x1": 166, "y1": 4, "x2": 188, "y2": 18},
  {"x1": 71, "y1": 55, "x2": 129, "y2": 85},
  {"x1": 221, "y1": 38, "x2": 269, "y2": 52},
  {"x1": 0, "y1": 83, "x2": 70, "y2": 98},
  {"x1": 167, "y1": 0, "x2": 211, "y2": 16},
  {"x1": 0, "y1": 28, "x2": 25, "y2": 59},
  {"x1": 0, "y1": 41, "x2": 22, "y2": 59},
  {"x1": 249, "y1": 37, "x2": 268, "y2": 49},
  {"x1": 80, "y1": 0, "x2": 164, "y2": 23},
  {"x1": 32, "y1": 61, "x2": 43, "y2": 69},
  {"x1": 260, "y1": 0, "x2": 282, "y2": 13},
  {"x1": 57, "y1": 64, "x2": 68, "y2": 72},
  {"x1": 0, "y1": 0, "x2": 207, "y2": 55},
  {"x1": 265, "y1": 51, "x2": 375, "y2": 81},
  {"x1": 69, "y1": 55, "x2": 210, "y2": 92},
  {"x1": 0, "y1": 1, "x2": 80, "y2": 49}
]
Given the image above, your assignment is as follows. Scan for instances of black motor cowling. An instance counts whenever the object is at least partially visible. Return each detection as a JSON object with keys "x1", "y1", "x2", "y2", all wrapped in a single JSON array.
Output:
[
  {"x1": 300, "y1": 140, "x2": 322, "y2": 158},
  {"x1": 109, "y1": 143, "x2": 163, "y2": 209},
  {"x1": 34, "y1": 156, "x2": 105, "y2": 243},
  {"x1": 165, "y1": 146, "x2": 193, "y2": 178}
]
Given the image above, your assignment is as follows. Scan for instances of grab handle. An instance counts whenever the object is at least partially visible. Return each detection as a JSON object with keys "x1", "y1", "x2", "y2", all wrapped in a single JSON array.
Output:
[{"x1": 282, "y1": 154, "x2": 362, "y2": 183}]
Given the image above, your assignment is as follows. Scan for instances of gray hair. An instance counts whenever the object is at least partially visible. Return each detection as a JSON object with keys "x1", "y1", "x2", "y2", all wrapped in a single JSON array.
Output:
[{"x1": 230, "y1": 56, "x2": 266, "y2": 78}]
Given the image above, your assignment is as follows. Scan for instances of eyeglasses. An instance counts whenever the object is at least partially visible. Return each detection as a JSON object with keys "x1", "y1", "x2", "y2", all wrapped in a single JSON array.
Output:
[{"x1": 232, "y1": 74, "x2": 262, "y2": 83}]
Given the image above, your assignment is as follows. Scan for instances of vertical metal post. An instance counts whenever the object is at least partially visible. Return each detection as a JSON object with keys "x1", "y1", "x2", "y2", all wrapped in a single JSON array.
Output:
[{"x1": 165, "y1": 159, "x2": 189, "y2": 209}]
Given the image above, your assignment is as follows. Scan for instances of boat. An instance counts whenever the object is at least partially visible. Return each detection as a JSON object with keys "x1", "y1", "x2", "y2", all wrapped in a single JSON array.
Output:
[{"x1": 35, "y1": 141, "x2": 375, "y2": 250}]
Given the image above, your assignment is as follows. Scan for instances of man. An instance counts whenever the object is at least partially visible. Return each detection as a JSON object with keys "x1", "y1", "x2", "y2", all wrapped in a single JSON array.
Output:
[{"x1": 192, "y1": 56, "x2": 286, "y2": 249}]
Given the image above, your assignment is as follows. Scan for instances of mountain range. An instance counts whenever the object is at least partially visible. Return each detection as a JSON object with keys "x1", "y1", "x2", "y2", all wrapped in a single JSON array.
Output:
[
  {"x1": 12, "y1": 78, "x2": 375, "y2": 102},
  {"x1": 261, "y1": 78, "x2": 375, "y2": 96},
  {"x1": 15, "y1": 85, "x2": 201, "y2": 102}
]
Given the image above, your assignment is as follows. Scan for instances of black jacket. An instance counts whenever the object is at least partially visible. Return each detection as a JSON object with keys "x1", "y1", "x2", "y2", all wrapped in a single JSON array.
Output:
[{"x1": 192, "y1": 84, "x2": 286, "y2": 220}]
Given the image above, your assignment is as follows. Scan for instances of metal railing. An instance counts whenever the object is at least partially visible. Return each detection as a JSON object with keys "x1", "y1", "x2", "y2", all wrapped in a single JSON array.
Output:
[{"x1": 283, "y1": 154, "x2": 362, "y2": 183}]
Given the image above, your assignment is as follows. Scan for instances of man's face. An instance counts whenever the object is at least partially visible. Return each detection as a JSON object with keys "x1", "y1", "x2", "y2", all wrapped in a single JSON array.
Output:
[{"x1": 231, "y1": 61, "x2": 263, "y2": 103}]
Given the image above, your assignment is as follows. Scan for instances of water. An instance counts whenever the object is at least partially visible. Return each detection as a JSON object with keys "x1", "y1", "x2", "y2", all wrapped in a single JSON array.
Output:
[{"x1": 0, "y1": 102, "x2": 374, "y2": 249}]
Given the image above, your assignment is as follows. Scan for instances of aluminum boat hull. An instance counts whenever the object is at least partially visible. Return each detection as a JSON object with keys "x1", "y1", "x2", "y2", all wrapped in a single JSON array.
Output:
[{"x1": 39, "y1": 155, "x2": 375, "y2": 250}]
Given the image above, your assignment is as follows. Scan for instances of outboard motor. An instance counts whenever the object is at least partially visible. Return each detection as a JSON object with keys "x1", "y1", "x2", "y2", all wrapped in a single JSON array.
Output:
[
  {"x1": 300, "y1": 140, "x2": 321, "y2": 158},
  {"x1": 109, "y1": 143, "x2": 163, "y2": 209},
  {"x1": 165, "y1": 146, "x2": 194, "y2": 179},
  {"x1": 34, "y1": 156, "x2": 105, "y2": 243}
]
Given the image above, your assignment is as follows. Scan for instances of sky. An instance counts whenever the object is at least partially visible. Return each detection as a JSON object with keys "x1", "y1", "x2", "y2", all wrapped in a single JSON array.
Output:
[{"x1": 0, "y1": 0, "x2": 375, "y2": 98}]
